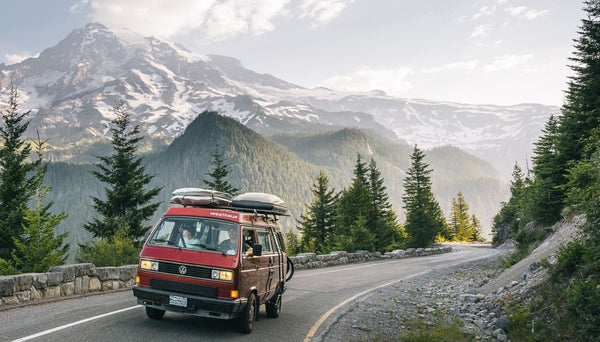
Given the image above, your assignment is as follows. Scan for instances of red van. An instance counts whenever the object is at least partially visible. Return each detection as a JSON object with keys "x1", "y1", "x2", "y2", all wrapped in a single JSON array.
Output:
[{"x1": 132, "y1": 189, "x2": 292, "y2": 333}]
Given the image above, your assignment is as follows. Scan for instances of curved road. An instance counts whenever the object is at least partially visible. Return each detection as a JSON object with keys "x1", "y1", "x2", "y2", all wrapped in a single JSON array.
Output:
[{"x1": 1, "y1": 245, "x2": 498, "y2": 342}]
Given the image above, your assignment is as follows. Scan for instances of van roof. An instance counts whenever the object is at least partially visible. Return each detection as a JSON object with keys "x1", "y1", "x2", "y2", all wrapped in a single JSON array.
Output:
[{"x1": 164, "y1": 207, "x2": 282, "y2": 228}]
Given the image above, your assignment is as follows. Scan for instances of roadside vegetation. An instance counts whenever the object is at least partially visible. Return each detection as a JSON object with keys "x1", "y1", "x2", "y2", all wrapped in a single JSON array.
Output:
[{"x1": 489, "y1": 1, "x2": 600, "y2": 340}]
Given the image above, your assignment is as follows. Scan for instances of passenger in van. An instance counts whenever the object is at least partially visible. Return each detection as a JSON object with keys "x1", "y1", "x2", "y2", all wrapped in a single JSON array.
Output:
[
  {"x1": 180, "y1": 224, "x2": 201, "y2": 247},
  {"x1": 219, "y1": 228, "x2": 253, "y2": 256}
]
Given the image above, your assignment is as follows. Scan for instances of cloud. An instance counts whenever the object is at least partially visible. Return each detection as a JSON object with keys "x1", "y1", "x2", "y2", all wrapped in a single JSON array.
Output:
[
  {"x1": 298, "y1": 0, "x2": 354, "y2": 25},
  {"x1": 4, "y1": 53, "x2": 38, "y2": 65},
  {"x1": 470, "y1": 25, "x2": 490, "y2": 38},
  {"x1": 88, "y1": 0, "x2": 351, "y2": 43},
  {"x1": 473, "y1": 6, "x2": 495, "y2": 19},
  {"x1": 319, "y1": 67, "x2": 414, "y2": 95},
  {"x1": 483, "y1": 54, "x2": 533, "y2": 72},
  {"x1": 422, "y1": 60, "x2": 479, "y2": 74},
  {"x1": 90, "y1": 0, "x2": 289, "y2": 41},
  {"x1": 507, "y1": 6, "x2": 549, "y2": 20}
]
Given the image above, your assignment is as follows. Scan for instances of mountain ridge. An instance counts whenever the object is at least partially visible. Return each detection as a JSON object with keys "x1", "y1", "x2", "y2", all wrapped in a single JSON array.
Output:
[{"x1": 0, "y1": 22, "x2": 559, "y2": 175}]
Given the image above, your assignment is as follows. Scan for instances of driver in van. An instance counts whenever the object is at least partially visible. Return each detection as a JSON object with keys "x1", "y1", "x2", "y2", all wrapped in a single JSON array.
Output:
[
  {"x1": 220, "y1": 227, "x2": 253, "y2": 256},
  {"x1": 180, "y1": 224, "x2": 200, "y2": 247}
]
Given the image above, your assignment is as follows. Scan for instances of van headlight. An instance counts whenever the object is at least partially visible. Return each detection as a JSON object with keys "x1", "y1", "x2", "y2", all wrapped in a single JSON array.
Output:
[
  {"x1": 212, "y1": 269, "x2": 233, "y2": 281},
  {"x1": 140, "y1": 259, "x2": 159, "y2": 271}
]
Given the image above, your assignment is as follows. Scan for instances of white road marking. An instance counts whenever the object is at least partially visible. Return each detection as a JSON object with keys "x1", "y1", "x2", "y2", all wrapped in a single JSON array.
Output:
[
  {"x1": 303, "y1": 271, "x2": 429, "y2": 342},
  {"x1": 10, "y1": 305, "x2": 142, "y2": 342}
]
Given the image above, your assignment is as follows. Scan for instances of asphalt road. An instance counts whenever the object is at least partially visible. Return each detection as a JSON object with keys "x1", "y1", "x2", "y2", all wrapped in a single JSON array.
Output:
[{"x1": 1, "y1": 245, "x2": 499, "y2": 342}]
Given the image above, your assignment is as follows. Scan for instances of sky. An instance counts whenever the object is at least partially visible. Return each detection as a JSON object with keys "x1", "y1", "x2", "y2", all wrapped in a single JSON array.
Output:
[{"x1": 0, "y1": 0, "x2": 585, "y2": 106}]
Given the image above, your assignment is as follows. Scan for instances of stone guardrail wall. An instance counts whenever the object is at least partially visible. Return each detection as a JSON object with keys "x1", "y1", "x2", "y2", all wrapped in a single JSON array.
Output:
[
  {"x1": 0, "y1": 246, "x2": 452, "y2": 308},
  {"x1": 290, "y1": 246, "x2": 452, "y2": 270},
  {"x1": 0, "y1": 263, "x2": 137, "y2": 308}
]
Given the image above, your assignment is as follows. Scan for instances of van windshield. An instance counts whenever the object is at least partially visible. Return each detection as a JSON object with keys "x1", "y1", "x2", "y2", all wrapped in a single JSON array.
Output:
[{"x1": 149, "y1": 217, "x2": 239, "y2": 255}]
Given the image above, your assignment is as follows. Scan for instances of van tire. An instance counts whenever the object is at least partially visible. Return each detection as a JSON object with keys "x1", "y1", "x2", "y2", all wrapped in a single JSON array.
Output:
[
  {"x1": 266, "y1": 292, "x2": 282, "y2": 318},
  {"x1": 146, "y1": 306, "x2": 165, "y2": 320},
  {"x1": 238, "y1": 293, "x2": 257, "y2": 333}
]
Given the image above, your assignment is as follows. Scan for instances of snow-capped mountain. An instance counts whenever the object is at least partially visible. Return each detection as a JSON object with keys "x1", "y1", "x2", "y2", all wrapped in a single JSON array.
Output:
[{"x1": 0, "y1": 23, "x2": 560, "y2": 175}]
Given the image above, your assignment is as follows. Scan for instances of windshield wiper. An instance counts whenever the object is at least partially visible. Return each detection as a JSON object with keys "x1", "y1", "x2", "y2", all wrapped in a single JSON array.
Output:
[{"x1": 204, "y1": 245, "x2": 227, "y2": 256}]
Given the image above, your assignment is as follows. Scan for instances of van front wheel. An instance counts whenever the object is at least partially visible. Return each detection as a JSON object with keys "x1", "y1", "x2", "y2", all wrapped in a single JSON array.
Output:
[
  {"x1": 145, "y1": 306, "x2": 165, "y2": 320},
  {"x1": 238, "y1": 293, "x2": 257, "y2": 333}
]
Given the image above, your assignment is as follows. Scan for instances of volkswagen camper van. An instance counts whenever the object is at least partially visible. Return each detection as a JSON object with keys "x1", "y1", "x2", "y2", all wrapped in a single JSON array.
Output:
[{"x1": 132, "y1": 188, "x2": 292, "y2": 333}]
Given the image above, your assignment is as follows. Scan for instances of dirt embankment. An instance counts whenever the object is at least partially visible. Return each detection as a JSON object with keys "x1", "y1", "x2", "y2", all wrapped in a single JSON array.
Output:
[{"x1": 478, "y1": 215, "x2": 583, "y2": 295}]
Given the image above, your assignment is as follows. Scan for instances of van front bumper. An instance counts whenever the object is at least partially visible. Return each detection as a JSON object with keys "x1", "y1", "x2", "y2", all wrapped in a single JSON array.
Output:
[{"x1": 132, "y1": 285, "x2": 247, "y2": 319}]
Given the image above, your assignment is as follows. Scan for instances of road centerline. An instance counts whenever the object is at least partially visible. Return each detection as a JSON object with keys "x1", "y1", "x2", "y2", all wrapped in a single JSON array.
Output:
[{"x1": 10, "y1": 305, "x2": 142, "y2": 342}]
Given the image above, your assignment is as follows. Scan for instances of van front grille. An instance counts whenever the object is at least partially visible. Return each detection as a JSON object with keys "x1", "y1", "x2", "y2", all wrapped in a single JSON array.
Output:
[{"x1": 158, "y1": 261, "x2": 212, "y2": 279}]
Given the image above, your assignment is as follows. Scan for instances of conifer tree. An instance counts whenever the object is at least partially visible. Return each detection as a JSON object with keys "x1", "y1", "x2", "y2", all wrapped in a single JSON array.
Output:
[
  {"x1": 402, "y1": 145, "x2": 446, "y2": 247},
  {"x1": 470, "y1": 214, "x2": 485, "y2": 242},
  {"x1": 84, "y1": 102, "x2": 162, "y2": 239},
  {"x1": 203, "y1": 149, "x2": 240, "y2": 195},
  {"x1": 367, "y1": 158, "x2": 403, "y2": 251},
  {"x1": 448, "y1": 191, "x2": 474, "y2": 241},
  {"x1": 8, "y1": 136, "x2": 68, "y2": 273},
  {"x1": 558, "y1": 1, "x2": 600, "y2": 167},
  {"x1": 526, "y1": 115, "x2": 564, "y2": 224},
  {"x1": 334, "y1": 155, "x2": 376, "y2": 251},
  {"x1": 285, "y1": 231, "x2": 300, "y2": 256},
  {"x1": 492, "y1": 162, "x2": 528, "y2": 245},
  {"x1": 297, "y1": 170, "x2": 338, "y2": 254},
  {"x1": 0, "y1": 86, "x2": 37, "y2": 260}
]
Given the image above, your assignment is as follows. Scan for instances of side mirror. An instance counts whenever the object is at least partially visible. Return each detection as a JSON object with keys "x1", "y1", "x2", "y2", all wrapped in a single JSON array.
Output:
[{"x1": 252, "y1": 244, "x2": 262, "y2": 257}]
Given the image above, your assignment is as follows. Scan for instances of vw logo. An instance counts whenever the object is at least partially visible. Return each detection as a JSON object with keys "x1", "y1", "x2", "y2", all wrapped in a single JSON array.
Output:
[{"x1": 179, "y1": 265, "x2": 187, "y2": 275}]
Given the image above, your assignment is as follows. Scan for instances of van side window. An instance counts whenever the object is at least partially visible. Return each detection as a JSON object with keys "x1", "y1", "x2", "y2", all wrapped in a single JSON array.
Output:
[
  {"x1": 242, "y1": 228, "x2": 256, "y2": 254},
  {"x1": 257, "y1": 231, "x2": 273, "y2": 253}
]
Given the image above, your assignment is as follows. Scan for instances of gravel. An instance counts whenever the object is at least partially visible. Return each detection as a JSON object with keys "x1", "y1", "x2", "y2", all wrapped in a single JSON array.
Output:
[
  {"x1": 316, "y1": 257, "x2": 510, "y2": 341},
  {"x1": 315, "y1": 219, "x2": 582, "y2": 342}
]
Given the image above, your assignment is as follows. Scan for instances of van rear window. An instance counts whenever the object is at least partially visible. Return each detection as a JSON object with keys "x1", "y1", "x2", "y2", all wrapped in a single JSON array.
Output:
[{"x1": 149, "y1": 217, "x2": 239, "y2": 255}]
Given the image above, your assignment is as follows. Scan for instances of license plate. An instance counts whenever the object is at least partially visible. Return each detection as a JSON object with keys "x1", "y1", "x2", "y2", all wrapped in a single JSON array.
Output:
[{"x1": 169, "y1": 295, "x2": 188, "y2": 307}]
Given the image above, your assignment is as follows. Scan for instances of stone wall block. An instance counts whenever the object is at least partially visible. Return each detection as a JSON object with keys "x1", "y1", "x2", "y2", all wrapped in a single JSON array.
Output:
[
  {"x1": 14, "y1": 274, "x2": 34, "y2": 291},
  {"x1": 74, "y1": 263, "x2": 95, "y2": 277},
  {"x1": 33, "y1": 274, "x2": 48, "y2": 290},
  {"x1": 0, "y1": 277, "x2": 15, "y2": 296},
  {"x1": 2, "y1": 296, "x2": 19, "y2": 305},
  {"x1": 89, "y1": 277, "x2": 101, "y2": 292},
  {"x1": 46, "y1": 272, "x2": 63, "y2": 286},
  {"x1": 61, "y1": 282, "x2": 75, "y2": 296},
  {"x1": 30, "y1": 286, "x2": 43, "y2": 301},
  {"x1": 49, "y1": 265, "x2": 75, "y2": 282},
  {"x1": 43, "y1": 286, "x2": 61, "y2": 299},
  {"x1": 97, "y1": 267, "x2": 120, "y2": 281},
  {"x1": 119, "y1": 266, "x2": 137, "y2": 281},
  {"x1": 16, "y1": 290, "x2": 30, "y2": 302}
]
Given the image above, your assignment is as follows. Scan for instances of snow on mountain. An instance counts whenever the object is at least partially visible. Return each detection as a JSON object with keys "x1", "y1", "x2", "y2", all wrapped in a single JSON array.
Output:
[{"x1": 0, "y1": 23, "x2": 560, "y2": 175}]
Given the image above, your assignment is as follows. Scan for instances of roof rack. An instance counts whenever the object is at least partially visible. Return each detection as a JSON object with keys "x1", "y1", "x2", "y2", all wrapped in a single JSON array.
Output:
[{"x1": 170, "y1": 188, "x2": 288, "y2": 216}]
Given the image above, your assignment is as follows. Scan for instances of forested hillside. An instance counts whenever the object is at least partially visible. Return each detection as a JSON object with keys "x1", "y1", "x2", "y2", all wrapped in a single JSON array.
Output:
[
  {"x1": 273, "y1": 128, "x2": 508, "y2": 232},
  {"x1": 45, "y1": 112, "x2": 508, "y2": 260}
]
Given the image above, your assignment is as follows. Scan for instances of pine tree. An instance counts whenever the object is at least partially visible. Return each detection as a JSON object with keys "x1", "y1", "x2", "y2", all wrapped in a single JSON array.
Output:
[
  {"x1": 470, "y1": 214, "x2": 485, "y2": 242},
  {"x1": 203, "y1": 149, "x2": 240, "y2": 195},
  {"x1": 0, "y1": 86, "x2": 37, "y2": 260},
  {"x1": 84, "y1": 102, "x2": 162, "y2": 239},
  {"x1": 334, "y1": 154, "x2": 375, "y2": 251},
  {"x1": 9, "y1": 136, "x2": 68, "y2": 273},
  {"x1": 558, "y1": 1, "x2": 600, "y2": 167},
  {"x1": 367, "y1": 158, "x2": 403, "y2": 251},
  {"x1": 492, "y1": 162, "x2": 529, "y2": 245},
  {"x1": 526, "y1": 115, "x2": 564, "y2": 225},
  {"x1": 448, "y1": 191, "x2": 474, "y2": 241},
  {"x1": 285, "y1": 231, "x2": 300, "y2": 256},
  {"x1": 297, "y1": 170, "x2": 338, "y2": 254},
  {"x1": 402, "y1": 145, "x2": 446, "y2": 247}
]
